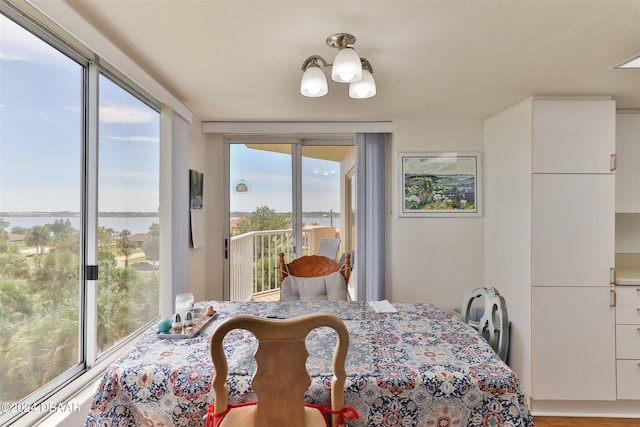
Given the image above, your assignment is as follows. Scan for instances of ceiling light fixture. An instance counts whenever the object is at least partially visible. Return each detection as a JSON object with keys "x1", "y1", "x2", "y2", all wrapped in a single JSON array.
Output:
[
  {"x1": 614, "y1": 53, "x2": 640, "y2": 69},
  {"x1": 300, "y1": 33, "x2": 376, "y2": 99}
]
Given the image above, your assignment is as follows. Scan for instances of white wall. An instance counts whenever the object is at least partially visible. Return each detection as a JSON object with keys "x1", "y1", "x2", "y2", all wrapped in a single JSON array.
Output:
[
  {"x1": 187, "y1": 118, "x2": 485, "y2": 313},
  {"x1": 187, "y1": 116, "x2": 211, "y2": 302},
  {"x1": 186, "y1": 120, "x2": 224, "y2": 303},
  {"x1": 388, "y1": 118, "x2": 485, "y2": 313}
]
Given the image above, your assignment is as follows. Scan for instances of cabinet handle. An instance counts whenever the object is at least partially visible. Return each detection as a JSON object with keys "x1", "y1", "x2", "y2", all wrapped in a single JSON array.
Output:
[
  {"x1": 610, "y1": 267, "x2": 617, "y2": 285},
  {"x1": 610, "y1": 290, "x2": 617, "y2": 307},
  {"x1": 610, "y1": 154, "x2": 617, "y2": 171}
]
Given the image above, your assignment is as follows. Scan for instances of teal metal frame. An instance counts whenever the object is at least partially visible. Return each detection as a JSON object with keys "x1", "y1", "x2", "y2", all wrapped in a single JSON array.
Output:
[{"x1": 461, "y1": 287, "x2": 510, "y2": 362}]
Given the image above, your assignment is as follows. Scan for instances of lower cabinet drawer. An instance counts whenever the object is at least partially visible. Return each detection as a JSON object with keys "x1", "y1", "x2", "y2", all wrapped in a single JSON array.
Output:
[
  {"x1": 617, "y1": 359, "x2": 640, "y2": 400},
  {"x1": 617, "y1": 305, "x2": 640, "y2": 325},
  {"x1": 616, "y1": 325, "x2": 640, "y2": 359},
  {"x1": 617, "y1": 287, "x2": 640, "y2": 305}
]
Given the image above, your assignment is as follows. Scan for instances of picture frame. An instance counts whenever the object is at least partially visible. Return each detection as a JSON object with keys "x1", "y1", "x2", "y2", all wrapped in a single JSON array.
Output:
[{"x1": 399, "y1": 152, "x2": 482, "y2": 217}]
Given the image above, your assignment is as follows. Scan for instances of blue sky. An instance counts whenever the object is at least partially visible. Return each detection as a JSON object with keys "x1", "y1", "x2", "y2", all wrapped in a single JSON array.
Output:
[
  {"x1": 230, "y1": 144, "x2": 341, "y2": 213},
  {"x1": 1, "y1": 15, "x2": 160, "y2": 213},
  {"x1": 1, "y1": 14, "x2": 338, "y2": 215}
]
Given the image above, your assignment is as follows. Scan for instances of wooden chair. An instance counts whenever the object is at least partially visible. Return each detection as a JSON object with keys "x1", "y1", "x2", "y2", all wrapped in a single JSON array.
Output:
[
  {"x1": 209, "y1": 313, "x2": 352, "y2": 427},
  {"x1": 279, "y1": 253, "x2": 351, "y2": 284},
  {"x1": 460, "y1": 287, "x2": 510, "y2": 362}
]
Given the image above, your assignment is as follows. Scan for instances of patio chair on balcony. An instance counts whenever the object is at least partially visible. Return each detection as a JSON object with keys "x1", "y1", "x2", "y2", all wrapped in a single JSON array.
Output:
[
  {"x1": 278, "y1": 253, "x2": 351, "y2": 301},
  {"x1": 317, "y1": 238, "x2": 341, "y2": 261}
]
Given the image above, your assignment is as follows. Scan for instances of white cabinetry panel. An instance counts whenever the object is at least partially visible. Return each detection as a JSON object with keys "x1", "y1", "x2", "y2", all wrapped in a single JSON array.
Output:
[
  {"x1": 533, "y1": 286, "x2": 616, "y2": 400},
  {"x1": 618, "y1": 286, "x2": 640, "y2": 305},
  {"x1": 533, "y1": 99, "x2": 615, "y2": 174},
  {"x1": 617, "y1": 304, "x2": 640, "y2": 325},
  {"x1": 533, "y1": 174, "x2": 615, "y2": 286},
  {"x1": 617, "y1": 360, "x2": 640, "y2": 400},
  {"x1": 616, "y1": 325, "x2": 640, "y2": 359},
  {"x1": 615, "y1": 113, "x2": 640, "y2": 213}
]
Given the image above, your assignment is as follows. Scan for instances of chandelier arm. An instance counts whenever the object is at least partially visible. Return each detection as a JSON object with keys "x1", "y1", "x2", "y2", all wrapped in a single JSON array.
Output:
[{"x1": 301, "y1": 55, "x2": 329, "y2": 71}]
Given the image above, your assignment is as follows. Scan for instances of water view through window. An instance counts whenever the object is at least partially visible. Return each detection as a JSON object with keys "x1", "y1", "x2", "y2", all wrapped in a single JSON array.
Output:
[
  {"x1": 97, "y1": 74, "x2": 160, "y2": 354},
  {"x1": 0, "y1": 12, "x2": 161, "y2": 409},
  {"x1": 0, "y1": 14, "x2": 83, "y2": 402}
]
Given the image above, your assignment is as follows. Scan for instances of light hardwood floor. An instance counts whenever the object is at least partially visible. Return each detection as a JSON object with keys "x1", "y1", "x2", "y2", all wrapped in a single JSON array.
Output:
[{"x1": 535, "y1": 417, "x2": 640, "y2": 426}]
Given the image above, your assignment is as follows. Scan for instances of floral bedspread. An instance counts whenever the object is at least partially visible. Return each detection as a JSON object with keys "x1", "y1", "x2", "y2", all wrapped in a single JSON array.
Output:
[{"x1": 85, "y1": 301, "x2": 534, "y2": 427}]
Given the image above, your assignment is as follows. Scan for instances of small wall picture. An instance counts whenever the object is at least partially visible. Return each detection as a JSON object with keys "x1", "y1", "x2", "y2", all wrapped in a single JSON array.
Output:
[
  {"x1": 190, "y1": 169, "x2": 205, "y2": 248},
  {"x1": 399, "y1": 152, "x2": 482, "y2": 217},
  {"x1": 190, "y1": 169, "x2": 204, "y2": 210}
]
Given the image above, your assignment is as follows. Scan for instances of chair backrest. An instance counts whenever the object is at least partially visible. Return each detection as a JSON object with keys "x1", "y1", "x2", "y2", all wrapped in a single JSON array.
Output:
[
  {"x1": 279, "y1": 253, "x2": 350, "y2": 284},
  {"x1": 210, "y1": 313, "x2": 349, "y2": 427},
  {"x1": 460, "y1": 287, "x2": 510, "y2": 362},
  {"x1": 317, "y1": 238, "x2": 341, "y2": 260}
]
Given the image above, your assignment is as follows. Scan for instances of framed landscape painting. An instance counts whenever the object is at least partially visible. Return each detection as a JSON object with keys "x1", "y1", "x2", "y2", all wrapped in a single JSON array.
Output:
[{"x1": 399, "y1": 152, "x2": 482, "y2": 217}]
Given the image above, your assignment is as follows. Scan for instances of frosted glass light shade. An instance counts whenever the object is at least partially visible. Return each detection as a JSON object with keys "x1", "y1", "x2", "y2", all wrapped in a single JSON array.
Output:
[
  {"x1": 349, "y1": 69, "x2": 376, "y2": 99},
  {"x1": 331, "y1": 47, "x2": 362, "y2": 83},
  {"x1": 300, "y1": 65, "x2": 328, "y2": 97}
]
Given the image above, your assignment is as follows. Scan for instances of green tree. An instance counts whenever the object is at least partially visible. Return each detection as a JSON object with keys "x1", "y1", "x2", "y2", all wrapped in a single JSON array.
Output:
[
  {"x1": 249, "y1": 206, "x2": 290, "y2": 231},
  {"x1": 50, "y1": 229, "x2": 79, "y2": 254},
  {"x1": 143, "y1": 223, "x2": 159, "y2": 270},
  {"x1": 25, "y1": 225, "x2": 51, "y2": 258},
  {"x1": 0, "y1": 218, "x2": 9, "y2": 242},
  {"x1": 117, "y1": 229, "x2": 133, "y2": 268}
]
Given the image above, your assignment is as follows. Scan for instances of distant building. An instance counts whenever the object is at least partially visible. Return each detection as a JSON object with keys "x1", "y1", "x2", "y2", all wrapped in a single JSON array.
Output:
[
  {"x1": 8, "y1": 233, "x2": 26, "y2": 244},
  {"x1": 129, "y1": 233, "x2": 148, "y2": 248},
  {"x1": 230, "y1": 217, "x2": 248, "y2": 235}
]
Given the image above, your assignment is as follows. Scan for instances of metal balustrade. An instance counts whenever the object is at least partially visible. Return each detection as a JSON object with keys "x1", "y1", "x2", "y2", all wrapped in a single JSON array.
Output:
[{"x1": 229, "y1": 226, "x2": 337, "y2": 301}]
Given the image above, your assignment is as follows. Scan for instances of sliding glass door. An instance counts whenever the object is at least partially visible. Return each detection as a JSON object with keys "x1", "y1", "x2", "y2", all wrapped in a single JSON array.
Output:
[
  {"x1": 227, "y1": 138, "x2": 354, "y2": 301},
  {"x1": 228, "y1": 142, "x2": 293, "y2": 301}
]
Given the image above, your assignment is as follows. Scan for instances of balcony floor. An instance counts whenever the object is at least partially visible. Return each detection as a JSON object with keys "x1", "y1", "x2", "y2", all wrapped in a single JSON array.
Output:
[{"x1": 250, "y1": 290, "x2": 280, "y2": 302}]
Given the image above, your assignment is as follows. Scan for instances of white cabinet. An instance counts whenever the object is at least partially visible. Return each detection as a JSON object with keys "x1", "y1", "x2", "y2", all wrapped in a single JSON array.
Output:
[
  {"x1": 484, "y1": 97, "x2": 618, "y2": 403},
  {"x1": 533, "y1": 287, "x2": 616, "y2": 400},
  {"x1": 533, "y1": 99, "x2": 616, "y2": 174},
  {"x1": 615, "y1": 113, "x2": 640, "y2": 213},
  {"x1": 530, "y1": 99, "x2": 617, "y2": 400}
]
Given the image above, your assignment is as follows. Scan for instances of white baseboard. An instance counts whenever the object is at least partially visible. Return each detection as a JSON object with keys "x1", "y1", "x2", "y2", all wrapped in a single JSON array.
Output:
[{"x1": 530, "y1": 399, "x2": 640, "y2": 418}]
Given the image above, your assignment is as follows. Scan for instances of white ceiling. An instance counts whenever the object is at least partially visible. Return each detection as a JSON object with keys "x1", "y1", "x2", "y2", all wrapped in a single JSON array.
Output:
[{"x1": 62, "y1": 0, "x2": 639, "y2": 122}]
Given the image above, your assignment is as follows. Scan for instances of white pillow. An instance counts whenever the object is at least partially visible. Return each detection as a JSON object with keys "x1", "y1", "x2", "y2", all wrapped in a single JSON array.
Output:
[{"x1": 280, "y1": 272, "x2": 348, "y2": 301}]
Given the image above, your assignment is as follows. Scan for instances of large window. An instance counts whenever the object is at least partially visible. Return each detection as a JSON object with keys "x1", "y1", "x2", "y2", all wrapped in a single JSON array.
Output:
[
  {"x1": 0, "y1": 9, "x2": 161, "y2": 423},
  {"x1": 0, "y1": 13, "x2": 83, "y2": 404},
  {"x1": 97, "y1": 75, "x2": 160, "y2": 354}
]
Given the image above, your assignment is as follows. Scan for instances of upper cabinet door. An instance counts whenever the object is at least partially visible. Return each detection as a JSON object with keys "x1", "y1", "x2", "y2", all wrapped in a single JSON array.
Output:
[
  {"x1": 615, "y1": 113, "x2": 640, "y2": 213},
  {"x1": 533, "y1": 99, "x2": 616, "y2": 174}
]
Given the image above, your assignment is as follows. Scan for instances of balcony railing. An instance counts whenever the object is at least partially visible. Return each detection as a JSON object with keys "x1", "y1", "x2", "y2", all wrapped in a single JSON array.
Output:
[{"x1": 229, "y1": 226, "x2": 337, "y2": 301}]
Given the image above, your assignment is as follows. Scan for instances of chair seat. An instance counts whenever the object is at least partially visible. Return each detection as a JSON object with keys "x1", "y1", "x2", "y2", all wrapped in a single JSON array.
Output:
[{"x1": 214, "y1": 402, "x2": 328, "y2": 427}]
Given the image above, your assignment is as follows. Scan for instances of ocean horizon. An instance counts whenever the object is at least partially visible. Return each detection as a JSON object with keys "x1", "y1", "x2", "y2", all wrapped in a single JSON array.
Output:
[{"x1": 2, "y1": 215, "x2": 339, "y2": 235}]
